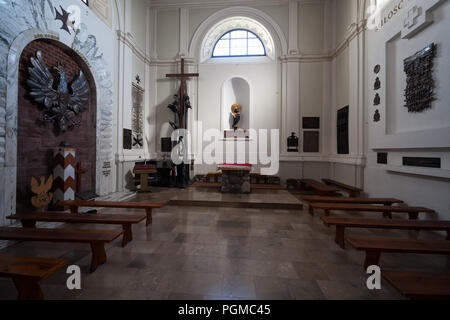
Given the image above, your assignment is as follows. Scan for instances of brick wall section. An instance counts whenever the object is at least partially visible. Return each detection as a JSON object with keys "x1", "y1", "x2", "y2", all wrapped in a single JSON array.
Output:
[{"x1": 17, "y1": 39, "x2": 96, "y2": 210}]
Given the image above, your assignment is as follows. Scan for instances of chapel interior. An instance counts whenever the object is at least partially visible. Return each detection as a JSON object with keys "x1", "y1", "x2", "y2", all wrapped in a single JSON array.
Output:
[{"x1": 0, "y1": 0, "x2": 449, "y2": 301}]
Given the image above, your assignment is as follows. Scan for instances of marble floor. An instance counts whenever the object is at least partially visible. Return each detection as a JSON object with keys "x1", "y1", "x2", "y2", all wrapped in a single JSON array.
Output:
[{"x1": 0, "y1": 187, "x2": 449, "y2": 300}]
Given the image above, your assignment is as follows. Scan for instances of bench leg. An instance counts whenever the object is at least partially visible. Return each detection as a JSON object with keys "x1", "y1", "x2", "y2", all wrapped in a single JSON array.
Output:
[
  {"x1": 335, "y1": 226, "x2": 346, "y2": 249},
  {"x1": 364, "y1": 250, "x2": 381, "y2": 270},
  {"x1": 324, "y1": 209, "x2": 331, "y2": 217},
  {"x1": 90, "y1": 242, "x2": 107, "y2": 273},
  {"x1": 408, "y1": 212, "x2": 419, "y2": 220},
  {"x1": 70, "y1": 205, "x2": 79, "y2": 213},
  {"x1": 308, "y1": 205, "x2": 314, "y2": 216},
  {"x1": 21, "y1": 220, "x2": 36, "y2": 228},
  {"x1": 122, "y1": 223, "x2": 133, "y2": 247},
  {"x1": 383, "y1": 212, "x2": 393, "y2": 219},
  {"x1": 145, "y1": 208, "x2": 153, "y2": 226},
  {"x1": 13, "y1": 277, "x2": 44, "y2": 300},
  {"x1": 446, "y1": 231, "x2": 450, "y2": 241}
]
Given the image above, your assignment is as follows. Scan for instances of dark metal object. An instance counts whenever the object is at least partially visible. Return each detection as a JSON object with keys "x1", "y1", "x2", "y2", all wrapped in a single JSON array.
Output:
[
  {"x1": 377, "y1": 153, "x2": 388, "y2": 164},
  {"x1": 404, "y1": 43, "x2": 437, "y2": 113},
  {"x1": 167, "y1": 94, "x2": 180, "y2": 130},
  {"x1": 302, "y1": 117, "x2": 320, "y2": 129},
  {"x1": 374, "y1": 93, "x2": 380, "y2": 106},
  {"x1": 55, "y1": 6, "x2": 74, "y2": 35},
  {"x1": 403, "y1": 157, "x2": 441, "y2": 169},
  {"x1": 26, "y1": 50, "x2": 89, "y2": 132},
  {"x1": 374, "y1": 77, "x2": 381, "y2": 90},
  {"x1": 374, "y1": 110, "x2": 381, "y2": 122},
  {"x1": 287, "y1": 132, "x2": 299, "y2": 152},
  {"x1": 374, "y1": 65, "x2": 381, "y2": 74}
]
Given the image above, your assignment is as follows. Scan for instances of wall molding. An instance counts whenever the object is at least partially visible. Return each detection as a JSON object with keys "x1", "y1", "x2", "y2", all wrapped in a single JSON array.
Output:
[{"x1": 117, "y1": 30, "x2": 152, "y2": 64}]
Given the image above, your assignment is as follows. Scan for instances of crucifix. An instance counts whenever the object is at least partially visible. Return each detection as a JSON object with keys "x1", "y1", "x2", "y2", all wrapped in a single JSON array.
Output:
[
  {"x1": 75, "y1": 162, "x2": 88, "y2": 193},
  {"x1": 165, "y1": 58, "x2": 199, "y2": 129}
]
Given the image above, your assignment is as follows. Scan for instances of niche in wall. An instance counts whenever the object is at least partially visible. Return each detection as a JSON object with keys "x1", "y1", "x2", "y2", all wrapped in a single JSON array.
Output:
[
  {"x1": 17, "y1": 39, "x2": 97, "y2": 211},
  {"x1": 221, "y1": 77, "x2": 250, "y2": 131}
]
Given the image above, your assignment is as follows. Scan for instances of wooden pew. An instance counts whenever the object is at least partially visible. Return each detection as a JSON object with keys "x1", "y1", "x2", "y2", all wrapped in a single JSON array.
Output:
[
  {"x1": 0, "y1": 254, "x2": 68, "y2": 300},
  {"x1": 0, "y1": 227, "x2": 122, "y2": 272},
  {"x1": 346, "y1": 236, "x2": 450, "y2": 269},
  {"x1": 309, "y1": 202, "x2": 435, "y2": 220},
  {"x1": 299, "y1": 179, "x2": 341, "y2": 196},
  {"x1": 321, "y1": 216, "x2": 450, "y2": 248},
  {"x1": 7, "y1": 212, "x2": 146, "y2": 247},
  {"x1": 382, "y1": 270, "x2": 450, "y2": 300},
  {"x1": 56, "y1": 200, "x2": 165, "y2": 226},
  {"x1": 322, "y1": 179, "x2": 363, "y2": 197},
  {"x1": 303, "y1": 196, "x2": 404, "y2": 215}
]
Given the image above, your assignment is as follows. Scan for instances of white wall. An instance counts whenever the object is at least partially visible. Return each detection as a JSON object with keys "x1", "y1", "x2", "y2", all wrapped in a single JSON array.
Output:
[{"x1": 364, "y1": 0, "x2": 450, "y2": 219}]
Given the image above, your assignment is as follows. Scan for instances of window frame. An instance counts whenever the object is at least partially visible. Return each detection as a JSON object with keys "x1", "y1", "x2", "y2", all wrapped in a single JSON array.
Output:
[{"x1": 212, "y1": 29, "x2": 266, "y2": 58}]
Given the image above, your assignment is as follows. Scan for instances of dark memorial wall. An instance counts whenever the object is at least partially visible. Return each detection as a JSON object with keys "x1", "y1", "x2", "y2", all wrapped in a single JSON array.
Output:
[{"x1": 16, "y1": 39, "x2": 97, "y2": 210}]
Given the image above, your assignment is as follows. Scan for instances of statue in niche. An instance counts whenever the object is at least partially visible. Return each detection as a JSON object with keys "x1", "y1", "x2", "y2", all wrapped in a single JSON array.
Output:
[
  {"x1": 231, "y1": 103, "x2": 242, "y2": 131},
  {"x1": 26, "y1": 51, "x2": 89, "y2": 132}
]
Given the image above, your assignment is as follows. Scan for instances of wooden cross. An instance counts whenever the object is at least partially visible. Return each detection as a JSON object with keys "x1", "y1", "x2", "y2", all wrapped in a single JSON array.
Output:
[
  {"x1": 75, "y1": 162, "x2": 88, "y2": 193},
  {"x1": 166, "y1": 58, "x2": 199, "y2": 129}
]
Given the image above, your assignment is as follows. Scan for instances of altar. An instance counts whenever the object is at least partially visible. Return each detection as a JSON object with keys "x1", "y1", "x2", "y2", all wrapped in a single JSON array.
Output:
[{"x1": 218, "y1": 164, "x2": 252, "y2": 194}]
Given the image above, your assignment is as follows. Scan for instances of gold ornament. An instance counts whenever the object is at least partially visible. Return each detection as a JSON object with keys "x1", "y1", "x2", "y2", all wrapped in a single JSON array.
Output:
[{"x1": 30, "y1": 175, "x2": 53, "y2": 209}]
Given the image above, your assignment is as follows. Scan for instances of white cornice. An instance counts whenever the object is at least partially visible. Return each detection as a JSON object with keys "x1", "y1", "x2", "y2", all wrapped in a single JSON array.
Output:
[
  {"x1": 150, "y1": 0, "x2": 288, "y2": 9},
  {"x1": 116, "y1": 30, "x2": 151, "y2": 64},
  {"x1": 280, "y1": 154, "x2": 367, "y2": 166}
]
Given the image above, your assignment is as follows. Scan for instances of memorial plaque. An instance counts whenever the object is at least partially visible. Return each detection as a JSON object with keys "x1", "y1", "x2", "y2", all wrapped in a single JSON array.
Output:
[
  {"x1": 123, "y1": 128, "x2": 132, "y2": 150},
  {"x1": 303, "y1": 131, "x2": 319, "y2": 153},
  {"x1": 403, "y1": 157, "x2": 441, "y2": 169},
  {"x1": 337, "y1": 106, "x2": 349, "y2": 155},
  {"x1": 302, "y1": 117, "x2": 320, "y2": 129},
  {"x1": 377, "y1": 153, "x2": 388, "y2": 164}
]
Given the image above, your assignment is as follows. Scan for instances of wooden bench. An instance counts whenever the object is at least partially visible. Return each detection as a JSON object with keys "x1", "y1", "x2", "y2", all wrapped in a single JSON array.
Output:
[
  {"x1": 309, "y1": 203, "x2": 435, "y2": 220},
  {"x1": 207, "y1": 172, "x2": 222, "y2": 183},
  {"x1": 303, "y1": 196, "x2": 404, "y2": 215},
  {"x1": 0, "y1": 227, "x2": 123, "y2": 272},
  {"x1": 321, "y1": 216, "x2": 450, "y2": 248},
  {"x1": 322, "y1": 179, "x2": 363, "y2": 197},
  {"x1": 346, "y1": 236, "x2": 450, "y2": 269},
  {"x1": 0, "y1": 254, "x2": 68, "y2": 300},
  {"x1": 56, "y1": 200, "x2": 165, "y2": 226},
  {"x1": 299, "y1": 179, "x2": 341, "y2": 196},
  {"x1": 382, "y1": 270, "x2": 450, "y2": 300},
  {"x1": 7, "y1": 212, "x2": 146, "y2": 247}
]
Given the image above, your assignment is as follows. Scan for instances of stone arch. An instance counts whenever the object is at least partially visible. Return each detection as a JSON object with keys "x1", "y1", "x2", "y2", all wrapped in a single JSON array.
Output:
[{"x1": 2, "y1": 26, "x2": 113, "y2": 218}]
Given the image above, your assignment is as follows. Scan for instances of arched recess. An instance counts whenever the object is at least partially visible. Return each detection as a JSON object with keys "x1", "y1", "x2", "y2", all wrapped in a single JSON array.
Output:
[
  {"x1": 16, "y1": 39, "x2": 97, "y2": 211},
  {"x1": 189, "y1": 6, "x2": 288, "y2": 61},
  {"x1": 2, "y1": 27, "x2": 113, "y2": 218},
  {"x1": 221, "y1": 77, "x2": 251, "y2": 132}
]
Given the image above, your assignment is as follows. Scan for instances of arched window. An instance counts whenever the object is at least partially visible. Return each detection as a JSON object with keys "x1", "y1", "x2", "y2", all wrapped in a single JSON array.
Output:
[{"x1": 212, "y1": 29, "x2": 266, "y2": 58}]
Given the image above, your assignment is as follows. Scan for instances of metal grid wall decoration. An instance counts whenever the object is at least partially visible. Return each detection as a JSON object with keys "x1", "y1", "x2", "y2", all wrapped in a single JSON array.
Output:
[
  {"x1": 131, "y1": 84, "x2": 144, "y2": 149},
  {"x1": 404, "y1": 43, "x2": 437, "y2": 113}
]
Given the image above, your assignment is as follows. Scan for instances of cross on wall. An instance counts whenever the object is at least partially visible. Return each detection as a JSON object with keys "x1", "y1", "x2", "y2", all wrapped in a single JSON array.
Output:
[
  {"x1": 165, "y1": 59, "x2": 199, "y2": 129},
  {"x1": 403, "y1": 6, "x2": 420, "y2": 29}
]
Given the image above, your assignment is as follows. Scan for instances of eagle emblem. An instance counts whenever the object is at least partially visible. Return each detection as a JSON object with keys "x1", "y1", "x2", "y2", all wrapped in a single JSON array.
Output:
[{"x1": 26, "y1": 50, "x2": 89, "y2": 132}]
